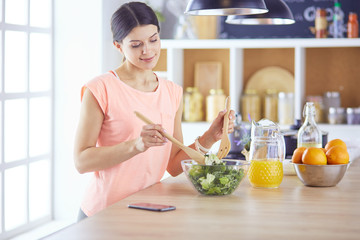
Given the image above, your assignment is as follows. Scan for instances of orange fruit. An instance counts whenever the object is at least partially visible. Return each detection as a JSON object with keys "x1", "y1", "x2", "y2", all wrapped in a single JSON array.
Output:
[
  {"x1": 292, "y1": 147, "x2": 307, "y2": 164},
  {"x1": 302, "y1": 147, "x2": 327, "y2": 165},
  {"x1": 325, "y1": 139, "x2": 347, "y2": 152},
  {"x1": 326, "y1": 145, "x2": 349, "y2": 165},
  {"x1": 321, "y1": 148, "x2": 327, "y2": 154}
]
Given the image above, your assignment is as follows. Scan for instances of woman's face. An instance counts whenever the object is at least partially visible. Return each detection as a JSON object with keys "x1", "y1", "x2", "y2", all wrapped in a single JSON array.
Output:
[{"x1": 117, "y1": 24, "x2": 161, "y2": 70}]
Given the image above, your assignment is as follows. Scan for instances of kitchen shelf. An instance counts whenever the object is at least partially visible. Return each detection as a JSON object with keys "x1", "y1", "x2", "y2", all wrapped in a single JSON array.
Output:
[
  {"x1": 155, "y1": 38, "x2": 360, "y2": 121},
  {"x1": 180, "y1": 121, "x2": 360, "y2": 153},
  {"x1": 161, "y1": 38, "x2": 360, "y2": 49}
]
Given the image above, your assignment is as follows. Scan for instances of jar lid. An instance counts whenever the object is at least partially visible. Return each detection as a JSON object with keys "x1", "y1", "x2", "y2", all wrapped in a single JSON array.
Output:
[
  {"x1": 324, "y1": 91, "x2": 340, "y2": 98},
  {"x1": 278, "y1": 92, "x2": 294, "y2": 98},
  {"x1": 346, "y1": 108, "x2": 355, "y2": 114},
  {"x1": 209, "y1": 88, "x2": 224, "y2": 94},
  {"x1": 328, "y1": 107, "x2": 336, "y2": 114},
  {"x1": 185, "y1": 87, "x2": 194, "y2": 92}
]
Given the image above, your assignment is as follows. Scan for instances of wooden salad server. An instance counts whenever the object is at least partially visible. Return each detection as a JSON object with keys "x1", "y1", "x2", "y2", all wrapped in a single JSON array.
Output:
[
  {"x1": 134, "y1": 111, "x2": 206, "y2": 165},
  {"x1": 217, "y1": 96, "x2": 231, "y2": 159}
]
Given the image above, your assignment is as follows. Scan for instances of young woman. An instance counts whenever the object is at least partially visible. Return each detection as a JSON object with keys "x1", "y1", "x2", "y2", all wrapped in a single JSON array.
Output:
[{"x1": 74, "y1": 2, "x2": 235, "y2": 220}]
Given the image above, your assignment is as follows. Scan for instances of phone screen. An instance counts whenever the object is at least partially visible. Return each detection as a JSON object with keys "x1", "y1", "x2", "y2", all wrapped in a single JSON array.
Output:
[{"x1": 128, "y1": 203, "x2": 176, "y2": 212}]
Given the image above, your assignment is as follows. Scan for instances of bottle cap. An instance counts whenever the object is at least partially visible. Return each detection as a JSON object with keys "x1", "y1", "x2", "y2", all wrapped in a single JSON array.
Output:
[
  {"x1": 303, "y1": 102, "x2": 316, "y2": 117},
  {"x1": 316, "y1": 8, "x2": 326, "y2": 17},
  {"x1": 349, "y1": 12, "x2": 358, "y2": 21}
]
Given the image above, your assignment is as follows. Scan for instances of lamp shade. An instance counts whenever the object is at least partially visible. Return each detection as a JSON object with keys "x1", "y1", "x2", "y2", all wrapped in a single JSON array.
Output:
[
  {"x1": 225, "y1": 0, "x2": 295, "y2": 25},
  {"x1": 185, "y1": 0, "x2": 268, "y2": 16}
]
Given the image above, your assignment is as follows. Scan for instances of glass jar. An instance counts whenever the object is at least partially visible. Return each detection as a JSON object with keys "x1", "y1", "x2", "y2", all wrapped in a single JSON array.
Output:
[
  {"x1": 264, "y1": 89, "x2": 278, "y2": 122},
  {"x1": 346, "y1": 108, "x2": 357, "y2": 125},
  {"x1": 297, "y1": 102, "x2": 322, "y2": 148},
  {"x1": 328, "y1": 107, "x2": 346, "y2": 124},
  {"x1": 278, "y1": 92, "x2": 294, "y2": 125},
  {"x1": 241, "y1": 89, "x2": 261, "y2": 122},
  {"x1": 323, "y1": 91, "x2": 341, "y2": 123},
  {"x1": 206, "y1": 89, "x2": 226, "y2": 122},
  {"x1": 183, "y1": 87, "x2": 203, "y2": 122}
]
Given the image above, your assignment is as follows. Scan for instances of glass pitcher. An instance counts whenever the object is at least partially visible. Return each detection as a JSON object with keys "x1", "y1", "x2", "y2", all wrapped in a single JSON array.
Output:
[{"x1": 248, "y1": 119, "x2": 285, "y2": 188}]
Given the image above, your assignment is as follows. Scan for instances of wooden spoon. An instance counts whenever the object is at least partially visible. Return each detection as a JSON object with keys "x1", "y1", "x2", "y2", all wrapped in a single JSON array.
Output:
[
  {"x1": 134, "y1": 111, "x2": 205, "y2": 165},
  {"x1": 217, "y1": 96, "x2": 231, "y2": 159}
]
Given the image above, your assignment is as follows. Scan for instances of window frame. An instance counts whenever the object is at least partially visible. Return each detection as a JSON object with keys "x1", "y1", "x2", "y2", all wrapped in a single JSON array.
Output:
[{"x1": 0, "y1": 0, "x2": 54, "y2": 238}]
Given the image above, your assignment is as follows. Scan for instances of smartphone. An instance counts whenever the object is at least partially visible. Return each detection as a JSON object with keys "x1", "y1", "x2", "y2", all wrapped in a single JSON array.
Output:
[{"x1": 128, "y1": 202, "x2": 176, "y2": 212}]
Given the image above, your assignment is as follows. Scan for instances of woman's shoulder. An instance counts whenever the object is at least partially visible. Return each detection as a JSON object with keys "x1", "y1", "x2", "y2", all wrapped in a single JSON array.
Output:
[
  {"x1": 87, "y1": 72, "x2": 115, "y2": 85},
  {"x1": 158, "y1": 76, "x2": 183, "y2": 92}
]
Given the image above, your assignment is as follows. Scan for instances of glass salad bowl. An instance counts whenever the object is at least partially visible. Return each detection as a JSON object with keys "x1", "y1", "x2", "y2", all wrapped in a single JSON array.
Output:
[{"x1": 181, "y1": 159, "x2": 249, "y2": 196}]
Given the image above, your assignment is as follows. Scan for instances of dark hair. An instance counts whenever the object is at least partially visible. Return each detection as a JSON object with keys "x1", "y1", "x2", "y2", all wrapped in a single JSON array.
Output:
[{"x1": 111, "y1": 2, "x2": 160, "y2": 43}]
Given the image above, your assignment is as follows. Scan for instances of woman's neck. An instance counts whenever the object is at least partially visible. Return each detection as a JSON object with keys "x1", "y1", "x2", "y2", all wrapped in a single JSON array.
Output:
[{"x1": 115, "y1": 62, "x2": 158, "y2": 92}]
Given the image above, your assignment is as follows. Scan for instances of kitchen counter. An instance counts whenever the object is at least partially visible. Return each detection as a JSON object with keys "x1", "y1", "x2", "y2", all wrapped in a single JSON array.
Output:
[{"x1": 45, "y1": 159, "x2": 360, "y2": 240}]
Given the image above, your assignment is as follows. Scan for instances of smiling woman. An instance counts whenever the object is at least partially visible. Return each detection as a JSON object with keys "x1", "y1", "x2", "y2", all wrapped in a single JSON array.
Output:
[{"x1": 73, "y1": 1, "x2": 236, "y2": 221}]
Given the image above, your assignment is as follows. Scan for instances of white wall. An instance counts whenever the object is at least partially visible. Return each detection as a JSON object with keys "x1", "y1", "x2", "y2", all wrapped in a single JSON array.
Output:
[
  {"x1": 53, "y1": 0, "x2": 166, "y2": 224},
  {"x1": 54, "y1": 0, "x2": 102, "y2": 222},
  {"x1": 101, "y1": 0, "x2": 166, "y2": 71}
]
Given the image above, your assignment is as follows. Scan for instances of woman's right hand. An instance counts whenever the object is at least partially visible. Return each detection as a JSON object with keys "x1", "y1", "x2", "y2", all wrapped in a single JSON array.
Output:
[{"x1": 136, "y1": 124, "x2": 168, "y2": 152}]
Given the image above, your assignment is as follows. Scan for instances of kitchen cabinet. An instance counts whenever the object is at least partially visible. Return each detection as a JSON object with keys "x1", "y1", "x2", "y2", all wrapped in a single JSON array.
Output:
[{"x1": 153, "y1": 38, "x2": 360, "y2": 145}]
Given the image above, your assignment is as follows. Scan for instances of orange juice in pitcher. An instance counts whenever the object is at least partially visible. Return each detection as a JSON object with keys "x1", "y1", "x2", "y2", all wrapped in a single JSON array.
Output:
[
  {"x1": 248, "y1": 159, "x2": 283, "y2": 188},
  {"x1": 248, "y1": 119, "x2": 285, "y2": 188}
]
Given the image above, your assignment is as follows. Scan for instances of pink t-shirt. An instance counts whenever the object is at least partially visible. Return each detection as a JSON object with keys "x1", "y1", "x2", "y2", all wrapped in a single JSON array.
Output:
[{"x1": 80, "y1": 72, "x2": 182, "y2": 216}]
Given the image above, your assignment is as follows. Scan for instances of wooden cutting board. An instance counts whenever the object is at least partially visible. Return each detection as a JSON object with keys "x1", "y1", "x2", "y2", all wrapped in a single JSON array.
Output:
[
  {"x1": 194, "y1": 61, "x2": 222, "y2": 98},
  {"x1": 245, "y1": 66, "x2": 294, "y2": 98}
]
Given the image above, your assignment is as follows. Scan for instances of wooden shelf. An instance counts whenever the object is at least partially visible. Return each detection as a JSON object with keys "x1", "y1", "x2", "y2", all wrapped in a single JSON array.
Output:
[{"x1": 157, "y1": 38, "x2": 360, "y2": 118}]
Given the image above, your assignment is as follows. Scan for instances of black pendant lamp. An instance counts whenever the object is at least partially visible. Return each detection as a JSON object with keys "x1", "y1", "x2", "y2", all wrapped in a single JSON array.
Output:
[
  {"x1": 226, "y1": 0, "x2": 295, "y2": 25},
  {"x1": 185, "y1": 0, "x2": 268, "y2": 16}
]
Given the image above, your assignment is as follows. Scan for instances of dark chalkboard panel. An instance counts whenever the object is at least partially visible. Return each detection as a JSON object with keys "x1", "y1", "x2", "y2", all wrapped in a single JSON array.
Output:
[{"x1": 219, "y1": 0, "x2": 360, "y2": 39}]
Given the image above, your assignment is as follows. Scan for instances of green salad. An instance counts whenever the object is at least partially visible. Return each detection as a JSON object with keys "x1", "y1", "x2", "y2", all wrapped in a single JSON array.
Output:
[{"x1": 187, "y1": 154, "x2": 245, "y2": 195}]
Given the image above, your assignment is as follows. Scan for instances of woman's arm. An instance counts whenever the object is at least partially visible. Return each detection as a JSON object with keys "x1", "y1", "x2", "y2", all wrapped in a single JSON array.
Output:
[
  {"x1": 74, "y1": 89, "x2": 166, "y2": 174},
  {"x1": 166, "y1": 98, "x2": 235, "y2": 176}
]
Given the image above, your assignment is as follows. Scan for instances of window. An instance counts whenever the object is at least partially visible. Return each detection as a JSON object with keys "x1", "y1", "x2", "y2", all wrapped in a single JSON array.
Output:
[{"x1": 0, "y1": 0, "x2": 53, "y2": 238}]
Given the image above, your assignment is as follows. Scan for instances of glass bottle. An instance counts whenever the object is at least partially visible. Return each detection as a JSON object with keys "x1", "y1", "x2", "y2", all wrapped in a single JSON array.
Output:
[
  {"x1": 297, "y1": 102, "x2": 322, "y2": 148},
  {"x1": 315, "y1": 8, "x2": 327, "y2": 38},
  {"x1": 347, "y1": 12, "x2": 359, "y2": 38},
  {"x1": 333, "y1": 1, "x2": 345, "y2": 38}
]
